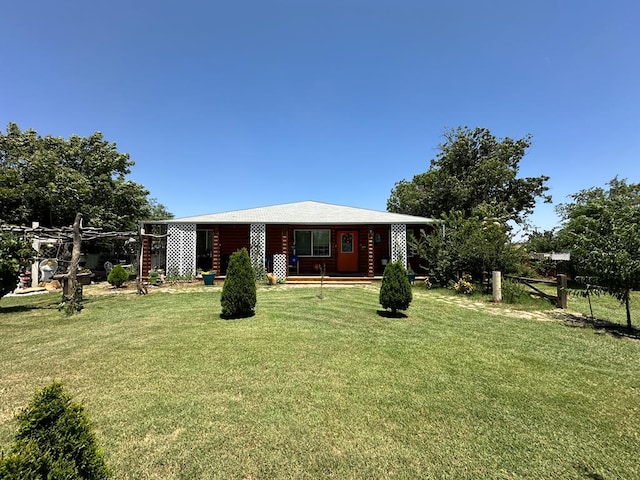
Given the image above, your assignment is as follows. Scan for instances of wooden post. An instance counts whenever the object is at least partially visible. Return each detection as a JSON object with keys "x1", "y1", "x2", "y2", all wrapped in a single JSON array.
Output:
[
  {"x1": 69, "y1": 213, "x2": 82, "y2": 286},
  {"x1": 492, "y1": 271, "x2": 502, "y2": 303},
  {"x1": 557, "y1": 274, "x2": 568, "y2": 309},
  {"x1": 367, "y1": 226, "x2": 375, "y2": 277},
  {"x1": 212, "y1": 225, "x2": 221, "y2": 275}
]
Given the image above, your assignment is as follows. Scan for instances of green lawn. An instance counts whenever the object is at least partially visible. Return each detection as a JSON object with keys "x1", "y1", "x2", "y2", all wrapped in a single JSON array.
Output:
[{"x1": 1, "y1": 285, "x2": 638, "y2": 479}]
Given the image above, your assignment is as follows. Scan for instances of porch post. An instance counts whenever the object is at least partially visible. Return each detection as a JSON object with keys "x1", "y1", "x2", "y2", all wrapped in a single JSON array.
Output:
[
  {"x1": 280, "y1": 226, "x2": 289, "y2": 256},
  {"x1": 212, "y1": 225, "x2": 221, "y2": 274},
  {"x1": 281, "y1": 226, "x2": 294, "y2": 276},
  {"x1": 141, "y1": 225, "x2": 152, "y2": 277},
  {"x1": 249, "y1": 224, "x2": 266, "y2": 272},
  {"x1": 390, "y1": 224, "x2": 407, "y2": 268},
  {"x1": 367, "y1": 226, "x2": 375, "y2": 277}
]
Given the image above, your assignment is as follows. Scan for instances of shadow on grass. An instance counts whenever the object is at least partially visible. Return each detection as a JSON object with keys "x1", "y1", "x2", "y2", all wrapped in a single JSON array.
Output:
[
  {"x1": 376, "y1": 309, "x2": 408, "y2": 319},
  {"x1": 574, "y1": 464, "x2": 605, "y2": 480},
  {"x1": 0, "y1": 304, "x2": 43, "y2": 314},
  {"x1": 560, "y1": 312, "x2": 640, "y2": 340},
  {"x1": 220, "y1": 311, "x2": 256, "y2": 321}
]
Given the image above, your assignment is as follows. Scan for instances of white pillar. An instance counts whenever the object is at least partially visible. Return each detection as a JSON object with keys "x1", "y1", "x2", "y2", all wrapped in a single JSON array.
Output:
[
  {"x1": 492, "y1": 271, "x2": 502, "y2": 303},
  {"x1": 31, "y1": 223, "x2": 40, "y2": 287}
]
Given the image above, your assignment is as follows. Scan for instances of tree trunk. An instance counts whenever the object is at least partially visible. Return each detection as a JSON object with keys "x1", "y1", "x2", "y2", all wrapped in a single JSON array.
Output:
[
  {"x1": 65, "y1": 213, "x2": 83, "y2": 311},
  {"x1": 624, "y1": 289, "x2": 633, "y2": 330}
]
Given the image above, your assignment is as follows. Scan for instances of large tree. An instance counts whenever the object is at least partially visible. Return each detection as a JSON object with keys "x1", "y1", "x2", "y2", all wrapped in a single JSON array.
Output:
[
  {"x1": 387, "y1": 126, "x2": 551, "y2": 224},
  {"x1": 558, "y1": 178, "x2": 640, "y2": 330},
  {"x1": 0, "y1": 122, "x2": 171, "y2": 230}
]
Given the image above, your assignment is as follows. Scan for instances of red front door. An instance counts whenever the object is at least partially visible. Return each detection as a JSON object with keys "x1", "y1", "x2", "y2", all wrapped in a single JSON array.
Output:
[{"x1": 336, "y1": 231, "x2": 358, "y2": 272}]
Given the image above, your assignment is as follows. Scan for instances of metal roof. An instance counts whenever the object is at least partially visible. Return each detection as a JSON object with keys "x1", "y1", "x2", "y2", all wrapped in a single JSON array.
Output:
[{"x1": 157, "y1": 201, "x2": 437, "y2": 225}]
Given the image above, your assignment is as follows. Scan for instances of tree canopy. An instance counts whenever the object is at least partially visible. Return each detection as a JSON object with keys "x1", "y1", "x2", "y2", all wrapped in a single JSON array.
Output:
[
  {"x1": 0, "y1": 122, "x2": 172, "y2": 230},
  {"x1": 387, "y1": 126, "x2": 551, "y2": 224},
  {"x1": 558, "y1": 177, "x2": 640, "y2": 329}
]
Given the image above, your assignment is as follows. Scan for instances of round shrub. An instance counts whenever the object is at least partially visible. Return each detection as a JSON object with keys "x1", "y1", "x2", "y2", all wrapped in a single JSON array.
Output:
[
  {"x1": 379, "y1": 260, "x2": 413, "y2": 314},
  {"x1": 221, "y1": 248, "x2": 257, "y2": 318},
  {"x1": 107, "y1": 264, "x2": 129, "y2": 288}
]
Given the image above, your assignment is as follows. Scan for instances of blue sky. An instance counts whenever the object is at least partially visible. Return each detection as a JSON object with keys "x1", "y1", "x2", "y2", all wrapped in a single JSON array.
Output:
[{"x1": 2, "y1": 0, "x2": 638, "y2": 235}]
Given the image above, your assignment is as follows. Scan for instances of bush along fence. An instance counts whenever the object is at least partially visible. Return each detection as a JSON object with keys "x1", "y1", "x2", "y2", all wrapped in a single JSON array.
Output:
[{"x1": 491, "y1": 271, "x2": 568, "y2": 309}]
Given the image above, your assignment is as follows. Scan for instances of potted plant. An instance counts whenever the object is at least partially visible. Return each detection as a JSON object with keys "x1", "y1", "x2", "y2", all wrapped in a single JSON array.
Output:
[
  {"x1": 201, "y1": 271, "x2": 216, "y2": 286},
  {"x1": 77, "y1": 268, "x2": 94, "y2": 285}
]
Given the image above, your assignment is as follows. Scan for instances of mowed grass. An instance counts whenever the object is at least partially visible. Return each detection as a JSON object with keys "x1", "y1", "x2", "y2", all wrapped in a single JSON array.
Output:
[{"x1": 1, "y1": 285, "x2": 639, "y2": 479}]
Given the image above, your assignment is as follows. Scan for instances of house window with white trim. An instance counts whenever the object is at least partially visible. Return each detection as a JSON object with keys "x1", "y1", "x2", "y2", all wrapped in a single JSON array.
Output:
[{"x1": 294, "y1": 229, "x2": 330, "y2": 256}]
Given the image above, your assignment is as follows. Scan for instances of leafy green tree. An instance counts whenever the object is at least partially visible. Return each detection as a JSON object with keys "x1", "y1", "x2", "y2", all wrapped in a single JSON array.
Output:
[
  {"x1": 525, "y1": 229, "x2": 564, "y2": 254},
  {"x1": 410, "y1": 207, "x2": 522, "y2": 285},
  {"x1": 0, "y1": 123, "x2": 171, "y2": 230},
  {"x1": 0, "y1": 381, "x2": 110, "y2": 479},
  {"x1": 558, "y1": 177, "x2": 640, "y2": 330},
  {"x1": 0, "y1": 232, "x2": 35, "y2": 299},
  {"x1": 388, "y1": 126, "x2": 550, "y2": 224},
  {"x1": 220, "y1": 248, "x2": 257, "y2": 318},
  {"x1": 522, "y1": 229, "x2": 573, "y2": 277},
  {"x1": 379, "y1": 261, "x2": 413, "y2": 315}
]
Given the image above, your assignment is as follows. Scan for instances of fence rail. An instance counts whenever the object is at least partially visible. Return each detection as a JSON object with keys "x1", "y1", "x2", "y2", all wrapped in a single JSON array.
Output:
[{"x1": 502, "y1": 274, "x2": 568, "y2": 309}]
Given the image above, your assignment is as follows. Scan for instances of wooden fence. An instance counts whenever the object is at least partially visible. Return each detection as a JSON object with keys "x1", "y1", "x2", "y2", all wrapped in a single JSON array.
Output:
[{"x1": 501, "y1": 273, "x2": 568, "y2": 309}]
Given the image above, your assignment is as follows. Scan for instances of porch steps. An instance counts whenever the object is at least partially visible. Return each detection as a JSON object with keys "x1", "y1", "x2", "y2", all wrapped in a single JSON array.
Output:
[{"x1": 284, "y1": 276, "x2": 381, "y2": 285}]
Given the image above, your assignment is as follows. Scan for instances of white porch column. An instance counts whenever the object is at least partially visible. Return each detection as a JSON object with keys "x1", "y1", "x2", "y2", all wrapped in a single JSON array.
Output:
[
  {"x1": 30, "y1": 222, "x2": 40, "y2": 287},
  {"x1": 390, "y1": 224, "x2": 407, "y2": 268},
  {"x1": 166, "y1": 223, "x2": 196, "y2": 276},
  {"x1": 250, "y1": 223, "x2": 266, "y2": 272}
]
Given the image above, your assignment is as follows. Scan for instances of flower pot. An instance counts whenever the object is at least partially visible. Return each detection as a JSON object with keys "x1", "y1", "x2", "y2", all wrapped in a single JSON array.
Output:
[
  {"x1": 77, "y1": 273, "x2": 93, "y2": 285},
  {"x1": 202, "y1": 272, "x2": 216, "y2": 286},
  {"x1": 406, "y1": 274, "x2": 416, "y2": 285}
]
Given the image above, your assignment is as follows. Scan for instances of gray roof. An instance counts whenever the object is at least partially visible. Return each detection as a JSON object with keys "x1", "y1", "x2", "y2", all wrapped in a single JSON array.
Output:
[{"x1": 160, "y1": 201, "x2": 437, "y2": 225}]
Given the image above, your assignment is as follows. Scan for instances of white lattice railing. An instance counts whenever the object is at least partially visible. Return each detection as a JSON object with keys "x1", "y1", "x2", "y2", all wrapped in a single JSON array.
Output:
[
  {"x1": 390, "y1": 224, "x2": 407, "y2": 267},
  {"x1": 249, "y1": 223, "x2": 266, "y2": 273},
  {"x1": 166, "y1": 223, "x2": 196, "y2": 276},
  {"x1": 273, "y1": 253, "x2": 287, "y2": 280}
]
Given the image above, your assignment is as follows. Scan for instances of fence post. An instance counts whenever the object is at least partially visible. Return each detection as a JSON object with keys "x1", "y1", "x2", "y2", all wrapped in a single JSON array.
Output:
[
  {"x1": 492, "y1": 271, "x2": 502, "y2": 303},
  {"x1": 557, "y1": 274, "x2": 567, "y2": 309}
]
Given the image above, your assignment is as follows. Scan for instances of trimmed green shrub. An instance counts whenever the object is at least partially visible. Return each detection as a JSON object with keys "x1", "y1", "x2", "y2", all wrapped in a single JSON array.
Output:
[
  {"x1": 107, "y1": 264, "x2": 129, "y2": 288},
  {"x1": 0, "y1": 381, "x2": 110, "y2": 479},
  {"x1": 221, "y1": 248, "x2": 256, "y2": 318},
  {"x1": 379, "y1": 261, "x2": 413, "y2": 314}
]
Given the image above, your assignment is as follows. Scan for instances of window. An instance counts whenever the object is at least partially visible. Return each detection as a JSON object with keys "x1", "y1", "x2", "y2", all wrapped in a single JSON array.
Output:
[{"x1": 294, "y1": 229, "x2": 330, "y2": 257}]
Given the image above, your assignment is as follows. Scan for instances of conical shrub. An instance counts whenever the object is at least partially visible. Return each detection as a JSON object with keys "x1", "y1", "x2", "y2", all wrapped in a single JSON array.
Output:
[
  {"x1": 0, "y1": 381, "x2": 110, "y2": 479},
  {"x1": 379, "y1": 260, "x2": 413, "y2": 314},
  {"x1": 221, "y1": 248, "x2": 257, "y2": 318}
]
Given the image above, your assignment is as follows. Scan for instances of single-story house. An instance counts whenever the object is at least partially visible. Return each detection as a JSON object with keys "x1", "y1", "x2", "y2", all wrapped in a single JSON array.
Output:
[{"x1": 140, "y1": 201, "x2": 438, "y2": 278}]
